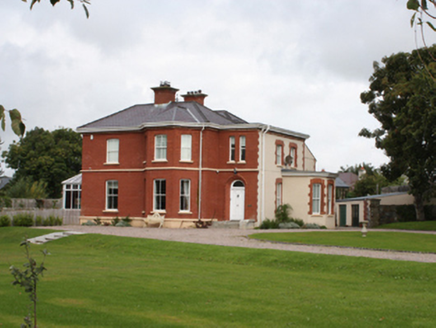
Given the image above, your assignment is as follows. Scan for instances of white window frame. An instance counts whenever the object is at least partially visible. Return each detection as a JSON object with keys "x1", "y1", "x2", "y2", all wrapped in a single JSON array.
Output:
[
  {"x1": 181, "y1": 134, "x2": 192, "y2": 161},
  {"x1": 276, "y1": 144, "x2": 282, "y2": 165},
  {"x1": 328, "y1": 184, "x2": 333, "y2": 215},
  {"x1": 239, "y1": 136, "x2": 246, "y2": 162},
  {"x1": 153, "y1": 179, "x2": 166, "y2": 211},
  {"x1": 179, "y1": 179, "x2": 191, "y2": 212},
  {"x1": 106, "y1": 180, "x2": 118, "y2": 210},
  {"x1": 276, "y1": 182, "x2": 282, "y2": 209},
  {"x1": 106, "y1": 139, "x2": 119, "y2": 164},
  {"x1": 155, "y1": 135, "x2": 167, "y2": 160},
  {"x1": 290, "y1": 147, "x2": 296, "y2": 168},
  {"x1": 63, "y1": 184, "x2": 81, "y2": 209},
  {"x1": 312, "y1": 183, "x2": 321, "y2": 214},
  {"x1": 229, "y1": 136, "x2": 236, "y2": 162}
]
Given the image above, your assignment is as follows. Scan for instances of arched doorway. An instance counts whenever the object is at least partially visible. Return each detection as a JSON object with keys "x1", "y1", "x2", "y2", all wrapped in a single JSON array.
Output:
[{"x1": 230, "y1": 180, "x2": 245, "y2": 221}]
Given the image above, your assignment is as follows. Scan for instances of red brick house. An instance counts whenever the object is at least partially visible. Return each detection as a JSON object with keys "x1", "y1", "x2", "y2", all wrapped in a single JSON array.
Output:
[{"x1": 77, "y1": 82, "x2": 337, "y2": 228}]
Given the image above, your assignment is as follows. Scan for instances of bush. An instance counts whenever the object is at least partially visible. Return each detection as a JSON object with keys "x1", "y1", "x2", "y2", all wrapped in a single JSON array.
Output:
[
  {"x1": 115, "y1": 220, "x2": 131, "y2": 227},
  {"x1": 55, "y1": 217, "x2": 63, "y2": 226},
  {"x1": 122, "y1": 215, "x2": 132, "y2": 223},
  {"x1": 0, "y1": 196, "x2": 11, "y2": 210},
  {"x1": 35, "y1": 216, "x2": 44, "y2": 226},
  {"x1": 94, "y1": 218, "x2": 102, "y2": 225},
  {"x1": 278, "y1": 222, "x2": 300, "y2": 229},
  {"x1": 111, "y1": 217, "x2": 121, "y2": 226},
  {"x1": 13, "y1": 213, "x2": 34, "y2": 227},
  {"x1": 259, "y1": 219, "x2": 280, "y2": 229},
  {"x1": 289, "y1": 218, "x2": 304, "y2": 227},
  {"x1": 275, "y1": 204, "x2": 292, "y2": 223},
  {"x1": 396, "y1": 205, "x2": 416, "y2": 222},
  {"x1": 303, "y1": 223, "x2": 321, "y2": 229},
  {"x1": 82, "y1": 220, "x2": 97, "y2": 226},
  {"x1": 0, "y1": 215, "x2": 11, "y2": 227}
]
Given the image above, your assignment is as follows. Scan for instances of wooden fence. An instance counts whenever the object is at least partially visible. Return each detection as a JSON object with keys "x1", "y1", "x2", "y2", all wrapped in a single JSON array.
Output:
[{"x1": 2, "y1": 208, "x2": 80, "y2": 225}]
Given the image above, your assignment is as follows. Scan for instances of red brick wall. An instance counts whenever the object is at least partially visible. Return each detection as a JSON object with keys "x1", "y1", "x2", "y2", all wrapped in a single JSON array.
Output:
[{"x1": 81, "y1": 127, "x2": 260, "y2": 221}]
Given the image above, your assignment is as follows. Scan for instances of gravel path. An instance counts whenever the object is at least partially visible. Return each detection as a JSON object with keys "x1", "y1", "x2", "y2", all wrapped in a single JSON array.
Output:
[{"x1": 40, "y1": 226, "x2": 436, "y2": 263}]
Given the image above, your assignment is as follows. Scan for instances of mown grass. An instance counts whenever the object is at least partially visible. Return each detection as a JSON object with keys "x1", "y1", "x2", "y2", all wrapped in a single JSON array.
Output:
[
  {"x1": 378, "y1": 220, "x2": 436, "y2": 231},
  {"x1": 250, "y1": 231, "x2": 436, "y2": 253},
  {"x1": 1, "y1": 227, "x2": 436, "y2": 327}
]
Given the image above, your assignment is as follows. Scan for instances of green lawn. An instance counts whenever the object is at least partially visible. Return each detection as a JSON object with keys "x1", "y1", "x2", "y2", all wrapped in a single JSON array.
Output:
[
  {"x1": 1, "y1": 227, "x2": 436, "y2": 327},
  {"x1": 250, "y1": 231, "x2": 436, "y2": 253},
  {"x1": 378, "y1": 220, "x2": 436, "y2": 231}
]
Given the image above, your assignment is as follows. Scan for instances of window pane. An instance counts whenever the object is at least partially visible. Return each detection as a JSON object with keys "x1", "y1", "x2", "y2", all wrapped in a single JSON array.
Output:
[
  {"x1": 155, "y1": 135, "x2": 167, "y2": 160},
  {"x1": 107, "y1": 180, "x2": 118, "y2": 210},
  {"x1": 107, "y1": 139, "x2": 119, "y2": 163},
  {"x1": 65, "y1": 190, "x2": 72, "y2": 209},
  {"x1": 312, "y1": 183, "x2": 320, "y2": 214},
  {"x1": 229, "y1": 137, "x2": 235, "y2": 161},
  {"x1": 276, "y1": 145, "x2": 282, "y2": 164},
  {"x1": 154, "y1": 179, "x2": 166, "y2": 211},
  {"x1": 276, "y1": 183, "x2": 282, "y2": 208},
  {"x1": 181, "y1": 135, "x2": 192, "y2": 161},
  {"x1": 239, "y1": 136, "x2": 246, "y2": 161},
  {"x1": 180, "y1": 179, "x2": 190, "y2": 211}
]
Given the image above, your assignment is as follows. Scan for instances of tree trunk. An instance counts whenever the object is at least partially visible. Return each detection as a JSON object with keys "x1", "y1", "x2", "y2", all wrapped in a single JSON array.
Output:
[{"x1": 414, "y1": 194, "x2": 426, "y2": 221}]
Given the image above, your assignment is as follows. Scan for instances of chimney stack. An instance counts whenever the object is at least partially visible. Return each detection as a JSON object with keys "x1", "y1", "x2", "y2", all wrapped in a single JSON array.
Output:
[
  {"x1": 181, "y1": 90, "x2": 208, "y2": 105},
  {"x1": 151, "y1": 81, "x2": 179, "y2": 104}
]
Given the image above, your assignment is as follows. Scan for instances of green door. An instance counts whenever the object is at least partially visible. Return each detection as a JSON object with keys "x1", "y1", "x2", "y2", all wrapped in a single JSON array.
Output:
[
  {"x1": 352, "y1": 204, "x2": 360, "y2": 227},
  {"x1": 339, "y1": 205, "x2": 346, "y2": 226}
]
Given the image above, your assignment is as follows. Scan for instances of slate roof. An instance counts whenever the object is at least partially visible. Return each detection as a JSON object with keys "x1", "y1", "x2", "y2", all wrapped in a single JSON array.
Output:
[{"x1": 78, "y1": 101, "x2": 248, "y2": 130}]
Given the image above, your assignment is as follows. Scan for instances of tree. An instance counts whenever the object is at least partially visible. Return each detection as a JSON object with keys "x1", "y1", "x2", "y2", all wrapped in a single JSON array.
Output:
[
  {"x1": 360, "y1": 46, "x2": 436, "y2": 220},
  {"x1": 339, "y1": 163, "x2": 376, "y2": 176},
  {"x1": 2, "y1": 127, "x2": 82, "y2": 198},
  {"x1": 22, "y1": 0, "x2": 91, "y2": 18}
]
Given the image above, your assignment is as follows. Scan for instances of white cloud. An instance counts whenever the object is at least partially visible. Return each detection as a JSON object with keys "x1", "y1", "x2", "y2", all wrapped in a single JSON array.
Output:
[{"x1": 0, "y1": 0, "x2": 427, "y2": 175}]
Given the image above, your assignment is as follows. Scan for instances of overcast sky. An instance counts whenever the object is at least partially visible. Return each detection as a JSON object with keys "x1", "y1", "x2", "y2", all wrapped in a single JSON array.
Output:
[{"x1": 1, "y1": 0, "x2": 435, "y2": 175}]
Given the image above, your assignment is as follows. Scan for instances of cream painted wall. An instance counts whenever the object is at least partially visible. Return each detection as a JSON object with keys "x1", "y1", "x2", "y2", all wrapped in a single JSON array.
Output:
[
  {"x1": 282, "y1": 175, "x2": 336, "y2": 228},
  {"x1": 259, "y1": 132, "x2": 308, "y2": 221}
]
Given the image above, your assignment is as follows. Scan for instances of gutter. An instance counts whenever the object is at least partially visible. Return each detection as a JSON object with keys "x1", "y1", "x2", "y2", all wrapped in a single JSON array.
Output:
[{"x1": 198, "y1": 125, "x2": 205, "y2": 221}]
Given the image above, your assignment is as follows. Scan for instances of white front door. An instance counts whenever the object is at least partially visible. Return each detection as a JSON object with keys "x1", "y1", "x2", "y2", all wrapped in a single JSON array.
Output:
[{"x1": 230, "y1": 180, "x2": 245, "y2": 221}]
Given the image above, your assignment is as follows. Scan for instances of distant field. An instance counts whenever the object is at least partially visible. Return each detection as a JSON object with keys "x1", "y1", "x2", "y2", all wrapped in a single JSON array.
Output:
[
  {"x1": 250, "y1": 231, "x2": 436, "y2": 253},
  {"x1": 378, "y1": 220, "x2": 436, "y2": 231},
  {"x1": 1, "y1": 227, "x2": 436, "y2": 327}
]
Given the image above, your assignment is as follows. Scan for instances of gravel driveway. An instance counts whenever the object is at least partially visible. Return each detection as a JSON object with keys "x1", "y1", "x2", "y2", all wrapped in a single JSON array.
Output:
[{"x1": 43, "y1": 226, "x2": 436, "y2": 263}]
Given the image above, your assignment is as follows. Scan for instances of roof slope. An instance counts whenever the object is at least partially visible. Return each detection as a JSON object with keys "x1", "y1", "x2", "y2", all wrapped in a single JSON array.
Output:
[{"x1": 78, "y1": 101, "x2": 247, "y2": 130}]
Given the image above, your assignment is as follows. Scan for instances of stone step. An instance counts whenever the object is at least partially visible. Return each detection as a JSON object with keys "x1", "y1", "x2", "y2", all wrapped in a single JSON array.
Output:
[{"x1": 27, "y1": 231, "x2": 86, "y2": 244}]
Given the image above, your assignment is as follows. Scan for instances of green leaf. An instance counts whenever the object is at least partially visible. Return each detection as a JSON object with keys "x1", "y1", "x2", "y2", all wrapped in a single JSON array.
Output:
[
  {"x1": 426, "y1": 21, "x2": 436, "y2": 31},
  {"x1": 407, "y1": 0, "x2": 420, "y2": 10},
  {"x1": 67, "y1": 0, "x2": 74, "y2": 9},
  {"x1": 411, "y1": 12, "x2": 417, "y2": 27},
  {"x1": 83, "y1": 3, "x2": 89, "y2": 18},
  {"x1": 9, "y1": 109, "x2": 22, "y2": 121},
  {"x1": 50, "y1": 0, "x2": 61, "y2": 6}
]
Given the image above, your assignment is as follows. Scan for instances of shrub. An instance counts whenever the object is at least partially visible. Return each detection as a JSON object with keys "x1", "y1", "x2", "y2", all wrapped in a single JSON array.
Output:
[
  {"x1": 278, "y1": 222, "x2": 300, "y2": 229},
  {"x1": 289, "y1": 218, "x2": 304, "y2": 227},
  {"x1": 122, "y1": 215, "x2": 132, "y2": 223},
  {"x1": 396, "y1": 205, "x2": 416, "y2": 222},
  {"x1": 94, "y1": 218, "x2": 102, "y2": 225},
  {"x1": 111, "y1": 217, "x2": 121, "y2": 226},
  {"x1": 259, "y1": 219, "x2": 280, "y2": 229},
  {"x1": 54, "y1": 217, "x2": 63, "y2": 226},
  {"x1": 0, "y1": 196, "x2": 12, "y2": 210},
  {"x1": 13, "y1": 213, "x2": 34, "y2": 227},
  {"x1": 82, "y1": 220, "x2": 97, "y2": 226},
  {"x1": 275, "y1": 204, "x2": 292, "y2": 223},
  {"x1": 304, "y1": 223, "x2": 321, "y2": 229},
  {"x1": 0, "y1": 215, "x2": 11, "y2": 227},
  {"x1": 35, "y1": 216, "x2": 44, "y2": 226},
  {"x1": 115, "y1": 220, "x2": 131, "y2": 227}
]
